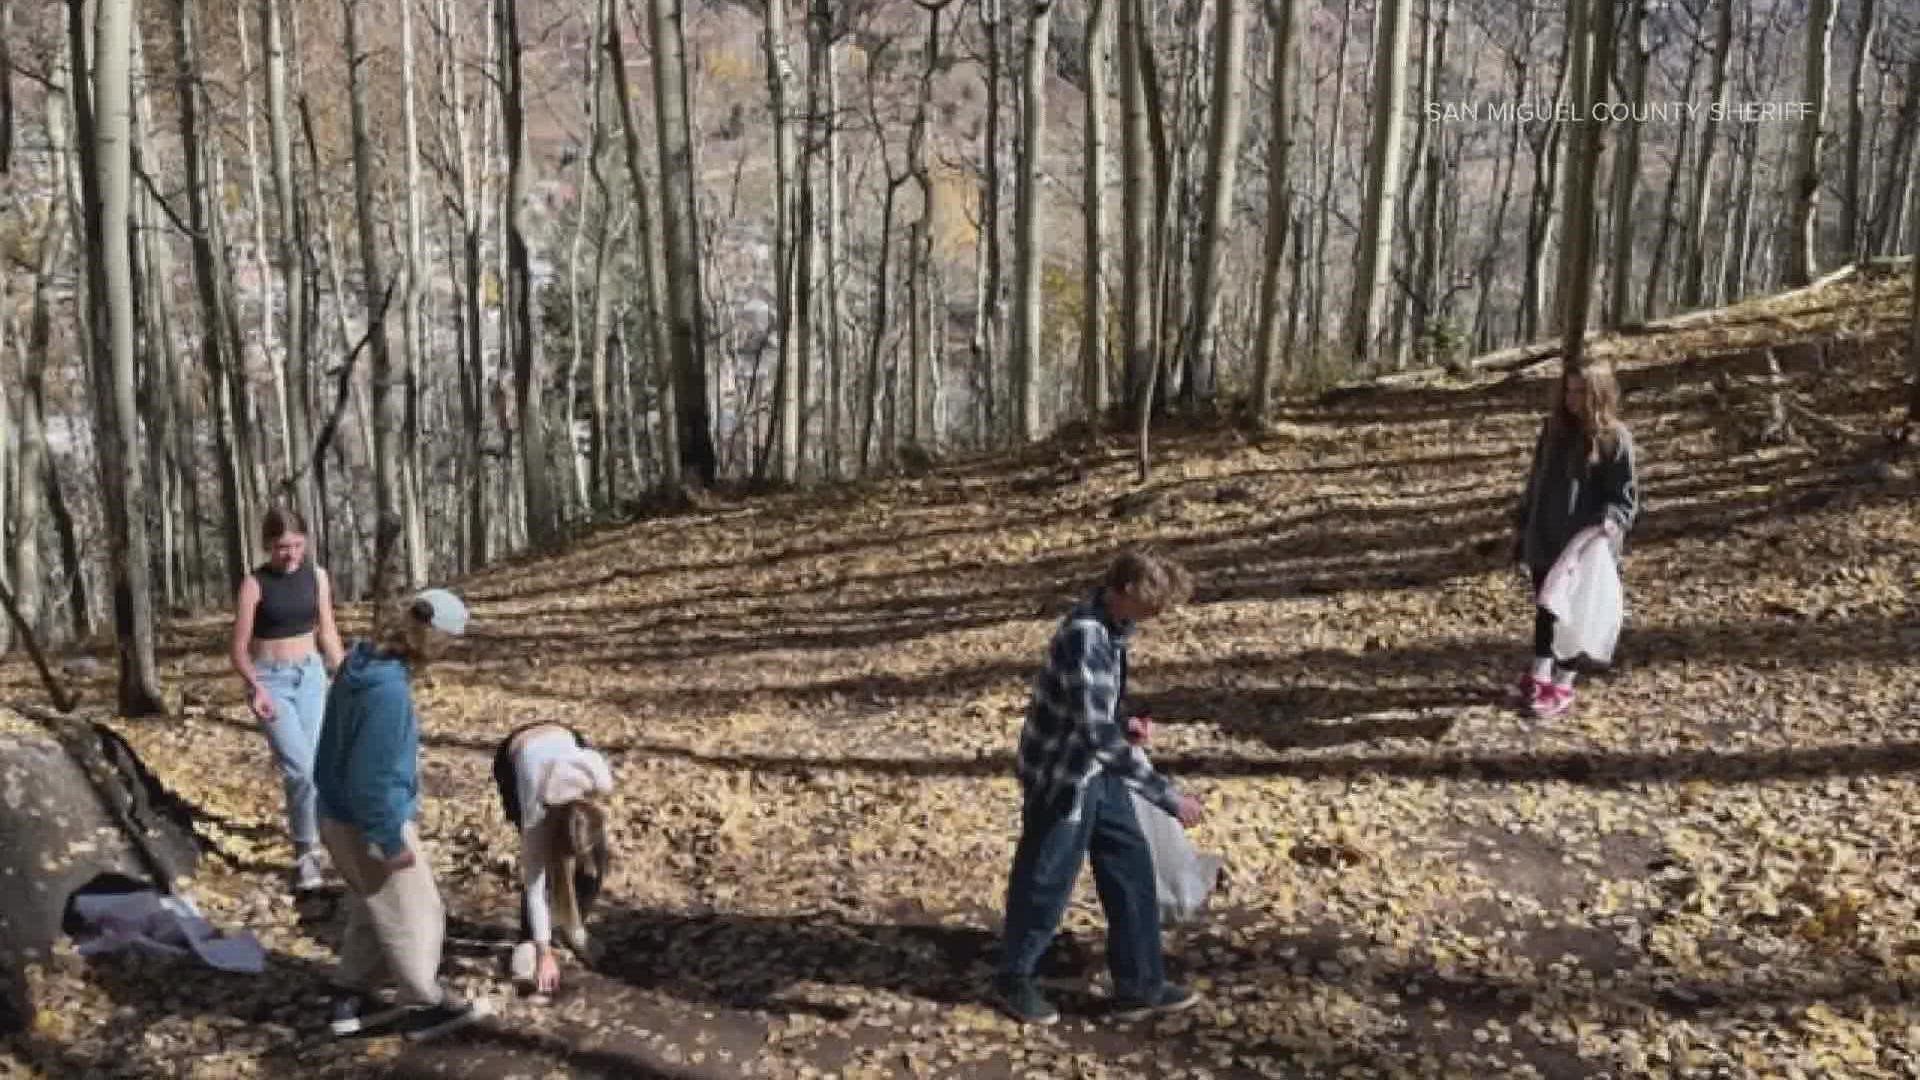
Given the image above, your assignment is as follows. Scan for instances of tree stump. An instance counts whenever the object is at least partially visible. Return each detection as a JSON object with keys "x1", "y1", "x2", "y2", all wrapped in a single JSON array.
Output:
[{"x1": 0, "y1": 710, "x2": 200, "y2": 1033}]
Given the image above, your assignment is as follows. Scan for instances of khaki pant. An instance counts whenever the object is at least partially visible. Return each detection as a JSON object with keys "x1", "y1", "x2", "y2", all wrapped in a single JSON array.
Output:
[{"x1": 320, "y1": 819, "x2": 446, "y2": 1006}]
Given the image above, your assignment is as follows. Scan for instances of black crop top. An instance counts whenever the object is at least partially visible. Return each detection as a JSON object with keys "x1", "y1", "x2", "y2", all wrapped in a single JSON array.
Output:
[{"x1": 253, "y1": 560, "x2": 319, "y2": 640}]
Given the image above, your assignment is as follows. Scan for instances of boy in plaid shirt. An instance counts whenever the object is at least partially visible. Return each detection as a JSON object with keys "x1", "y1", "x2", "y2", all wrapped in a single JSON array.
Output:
[{"x1": 991, "y1": 550, "x2": 1206, "y2": 1025}]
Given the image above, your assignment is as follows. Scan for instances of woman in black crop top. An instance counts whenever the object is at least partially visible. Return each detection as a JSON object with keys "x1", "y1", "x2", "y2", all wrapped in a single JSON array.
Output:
[{"x1": 230, "y1": 506, "x2": 344, "y2": 892}]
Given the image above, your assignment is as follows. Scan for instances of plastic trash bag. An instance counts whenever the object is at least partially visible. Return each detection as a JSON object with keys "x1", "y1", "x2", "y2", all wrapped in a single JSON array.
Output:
[
  {"x1": 1537, "y1": 525, "x2": 1624, "y2": 666},
  {"x1": 1129, "y1": 790, "x2": 1224, "y2": 924}
]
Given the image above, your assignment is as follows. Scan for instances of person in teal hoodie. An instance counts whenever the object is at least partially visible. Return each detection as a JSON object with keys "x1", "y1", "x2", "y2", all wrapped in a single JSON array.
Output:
[{"x1": 315, "y1": 587, "x2": 488, "y2": 1041}]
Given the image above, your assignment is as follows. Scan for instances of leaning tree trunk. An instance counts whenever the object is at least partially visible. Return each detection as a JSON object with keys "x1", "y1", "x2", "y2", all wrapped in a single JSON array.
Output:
[
  {"x1": 1011, "y1": 0, "x2": 1054, "y2": 444},
  {"x1": 345, "y1": 0, "x2": 405, "y2": 588},
  {"x1": 73, "y1": 0, "x2": 164, "y2": 715},
  {"x1": 646, "y1": 0, "x2": 718, "y2": 485},
  {"x1": 1250, "y1": 0, "x2": 1298, "y2": 422},
  {"x1": 1081, "y1": 0, "x2": 1111, "y2": 424},
  {"x1": 906, "y1": 2, "x2": 942, "y2": 454},
  {"x1": 1347, "y1": 0, "x2": 1409, "y2": 366},
  {"x1": 1784, "y1": 0, "x2": 1835, "y2": 287},
  {"x1": 1184, "y1": 0, "x2": 1247, "y2": 406}
]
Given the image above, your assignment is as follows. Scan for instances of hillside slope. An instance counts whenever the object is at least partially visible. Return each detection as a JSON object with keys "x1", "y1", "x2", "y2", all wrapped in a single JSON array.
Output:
[{"x1": 6, "y1": 276, "x2": 1919, "y2": 1078}]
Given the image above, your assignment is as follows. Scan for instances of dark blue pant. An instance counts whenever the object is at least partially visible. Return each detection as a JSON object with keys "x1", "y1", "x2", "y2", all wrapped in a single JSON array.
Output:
[{"x1": 998, "y1": 772, "x2": 1165, "y2": 1001}]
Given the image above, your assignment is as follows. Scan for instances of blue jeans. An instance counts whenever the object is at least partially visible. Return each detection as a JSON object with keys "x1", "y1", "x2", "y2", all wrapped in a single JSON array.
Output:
[
  {"x1": 256, "y1": 653, "x2": 328, "y2": 851},
  {"x1": 998, "y1": 772, "x2": 1165, "y2": 1001}
]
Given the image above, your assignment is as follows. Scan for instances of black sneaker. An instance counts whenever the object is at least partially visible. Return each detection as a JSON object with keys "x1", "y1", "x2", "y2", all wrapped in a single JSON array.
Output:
[
  {"x1": 329, "y1": 991, "x2": 408, "y2": 1037},
  {"x1": 989, "y1": 978, "x2": 1059, "y2": 1026},
  {"x1": 1112, "y1": 983, "x2": 1203, "y2": 1022},
  {"x1": 399, "y1": 994, "x2": 491, "y2": 1042}
]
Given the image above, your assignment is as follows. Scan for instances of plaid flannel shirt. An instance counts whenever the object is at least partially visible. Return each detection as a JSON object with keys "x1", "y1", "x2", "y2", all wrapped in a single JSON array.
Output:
[{"x1": 1014, "y1": 589, "x2": 1178, "y2": 820}]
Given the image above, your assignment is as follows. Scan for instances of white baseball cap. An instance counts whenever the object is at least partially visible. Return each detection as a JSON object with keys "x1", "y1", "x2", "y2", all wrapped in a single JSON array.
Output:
[{"x1": 410, "y1": 588, "x2": 470, "y2": 635}]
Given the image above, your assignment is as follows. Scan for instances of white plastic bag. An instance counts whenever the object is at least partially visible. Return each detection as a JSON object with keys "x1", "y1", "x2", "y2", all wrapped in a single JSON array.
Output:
[
  {"x1": 1536, "y1": 526, "x2": 1624, "y2": 665},
  {"x1": 1129, "y1": 790, "x2": 1224, "y2": 924}
]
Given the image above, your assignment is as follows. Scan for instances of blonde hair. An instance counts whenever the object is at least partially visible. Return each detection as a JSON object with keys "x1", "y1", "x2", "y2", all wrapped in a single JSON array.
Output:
[
  {"x1": 1551, "y1": 362, "x2": 1623, "y2": 464},
  {"x1": 1104, "y1": 549, "x2": 1194, "y2": 611},
  {"x1": 548, "y1": 799, "x2": 610, "y2": 944}
]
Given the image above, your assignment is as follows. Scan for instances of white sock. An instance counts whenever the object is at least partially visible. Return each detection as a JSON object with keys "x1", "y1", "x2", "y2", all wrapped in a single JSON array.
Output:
[
  {"x1": 1531, "y1": 657, "x2": 1554, "y2": 681},
  {"x1": 1552, "y1": 667, "x2": 1577, "y2": 690}
]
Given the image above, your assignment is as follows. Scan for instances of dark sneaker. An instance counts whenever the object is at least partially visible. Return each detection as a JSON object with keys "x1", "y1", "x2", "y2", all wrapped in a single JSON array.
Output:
[
  {"x1": 329, "y1": 991, "x2": 407, "y2": 1037},
  {"x1": 989, "y1": 978, "x2": 1059, "y2": 1026},
  {"x1": 1113, "y1": 983, "x2": 1203, "y2": 1022},
  {"x1": 400, "y1": 994, "x2": 491, "y2": 1042}
]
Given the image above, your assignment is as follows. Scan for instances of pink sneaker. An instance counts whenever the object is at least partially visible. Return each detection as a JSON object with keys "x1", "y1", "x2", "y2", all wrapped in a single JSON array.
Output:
[
  {"x1": 1529, "y1": 681, "x2": 1574, "y2": 718},
  {"x1": 1514, "y1": 674, "x2": 1551, "y2": 704}
]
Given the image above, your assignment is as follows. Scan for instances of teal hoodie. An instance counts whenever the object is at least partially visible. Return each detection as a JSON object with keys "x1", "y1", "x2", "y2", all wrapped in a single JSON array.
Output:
[{"x1": 314, "y1": 641, "x2": 419, "y2": 858}]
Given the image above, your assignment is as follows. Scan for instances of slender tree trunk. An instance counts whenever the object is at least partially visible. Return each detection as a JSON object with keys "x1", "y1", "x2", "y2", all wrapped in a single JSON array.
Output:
[
  {"x1": 498, "y1": 0, "x2": 559, "y2": 545},
  {"x1": 1082, "y1": 0, "x2": 1111, "y2": 423},
  {"x1": 263, "y1": 0, "x2": 315, "y2": 533},
  {"x1": 74, "y1": 0, "x2": 165, "y2": 714},
  {"x1": 1785, "y1": 0, "x2": 1836, "y2": 286},
  {"x1": 1309, "y1": 0, "x2": 1354, "y2": 358},
  {"x1": 764, "y1": 0, "x2": 801, "y2": 478},
  {"x1": 1643, "y1": 21, "x2": 1703, "y2": 320},
  {"x1": 17, "y1": 147, "x2": 67, "y2": 635},
  {"x1": 172, "y1": 0, "x2": 249, "y2": 595},
  {"x1": 1118, "y1": 0, "x2": 1154, "y2": 407},
  {"x1": 1723, "y1": 121, "x2": 1757, "y2": 301},
  {"x1": 1869, "y1": 60, "x2": 1920, "y2": 258},
  {"x1": 907, "y1": 2, "x2": 942, "y2": 453},
  {"x1": 1683, "y1": 0, "x2": 1733, "y2": 307},
  {"x1": 859, "y1": 180, "x2": 904, "y2": 474},
  {"x1": 1251, "y1": 0, "x2": 1298, "y2": 421},
  {"x1": 642, "y1": 0, "x2": 717, "y2": 485},
  {"x1": 608, "y1": 2, "x2": 680, "y2": 495},
  {"x1": 1348, "y1": 0, "x2": 1409, "y2": 366},
  {"x1": 1841, "y1": 0, "x2": 1877, "y2": 260},
  {"x1": 1408, "y1": 0, "x2": 1450, "y2": 361},
  {"x1": 1011, "y1": 0, "x2": 1053, "y2": 442},
  {"x1": 344, "y1": 0, "x2": 404, "y2": 588},
  {"x1": 234, "y1": 2, "x2": 293, "y2": 494},
  {"x1": 1557, "y1": 0, "x2": 1613, "y2": 371},
  {"x1": 586, "y1": 189, "x2": 620, "y2": 511},
  {"x1": 1907, "y1": 157, "x2": 1920, "y2": 433},
  {"x1": 0, "y1": 0, "x2": 11, "y2": 175},
  {"x1": 1606, "y1": 0, "x2": 1648, "y2": 328},
  {"x1": 1184, "y1": 0, "x2": 1247, "y2": 405},
  {"x1": 974, "y1": 0, "x2": 1008, "y2": 444},
  {"x1": 398, "y1": 0, "x2": 428, "y2": 583}
]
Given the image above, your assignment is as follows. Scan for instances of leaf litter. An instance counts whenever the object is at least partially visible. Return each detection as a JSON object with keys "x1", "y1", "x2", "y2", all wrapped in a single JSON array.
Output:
[{"x1": 4, "y1": 277, "x2": 1920, "y2": 1077}]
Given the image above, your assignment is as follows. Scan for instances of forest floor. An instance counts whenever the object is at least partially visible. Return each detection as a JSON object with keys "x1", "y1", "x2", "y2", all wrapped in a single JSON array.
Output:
[{"x1": 6, "y1": 274, "x2": 1920, "y2": 1079}]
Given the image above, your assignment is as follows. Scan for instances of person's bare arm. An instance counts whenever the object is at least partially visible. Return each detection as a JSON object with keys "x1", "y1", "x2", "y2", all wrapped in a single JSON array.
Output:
[
  {"x1": 315, "y1": 568, "x2": 346, "y2": 673},
  {"x1": 231, "y1": 577, "x2": 273, "y2": 721}
]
